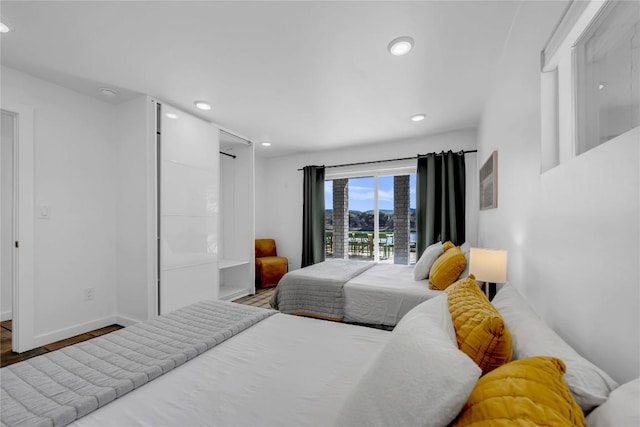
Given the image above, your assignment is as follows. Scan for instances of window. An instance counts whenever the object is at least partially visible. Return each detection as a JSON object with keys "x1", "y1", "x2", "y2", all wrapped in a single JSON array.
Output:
[
  {"x1": 540, "y1": 0, "x2": 639, "y2": 170},
  {"x1": 575, "y1": 1, "x2": 639, "y2": 154},
  {"x1": 324, "y1": 180, "x2": 334, "y2": 256},
  {"x1": 325, "y1": 173, "x2": 416, "y2": 264}
]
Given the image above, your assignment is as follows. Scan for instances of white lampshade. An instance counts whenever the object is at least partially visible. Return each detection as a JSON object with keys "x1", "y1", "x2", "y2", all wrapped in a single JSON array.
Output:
[{"x1": 469, "y1": 248, "x2": 507, "y2": 283}]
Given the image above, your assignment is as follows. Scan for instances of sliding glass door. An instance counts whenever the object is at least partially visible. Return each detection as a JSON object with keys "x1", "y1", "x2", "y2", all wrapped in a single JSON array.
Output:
[
  {"x1": 377, "y1": 176, "x2": 394, "y2": 262},
  {"x1": 325, "y1": 173, "x2": 416, "y2": 264},
  {"x1": 409, "y1": 174, "x2": 417, "y2": 264},
  {"x1": 348, "y1": 177, "x2": 375, "y2": 260},
  {"x1": 324, "y1": 180, "x2": 334, "y2": 258}
]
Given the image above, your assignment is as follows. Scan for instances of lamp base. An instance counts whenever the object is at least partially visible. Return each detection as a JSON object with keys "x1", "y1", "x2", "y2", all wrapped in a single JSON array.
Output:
[{"x1": 483, "y1": 282, "x2": 497, "y2": 301}]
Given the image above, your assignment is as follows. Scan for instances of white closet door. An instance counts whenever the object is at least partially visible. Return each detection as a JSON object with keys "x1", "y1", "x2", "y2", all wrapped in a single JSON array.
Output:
[{"x1": 159, "y1": 104, "x2": 219, "y2": 314}]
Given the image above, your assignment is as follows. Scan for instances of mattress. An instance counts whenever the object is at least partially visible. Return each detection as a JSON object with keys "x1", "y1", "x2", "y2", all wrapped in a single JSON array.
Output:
[
  {"x1": 343, "y1": 264, "x2": 442, "y2": 326},
  {"x1": 70, "y1": 313, "x2": 390, "y2": 426},
  {"x1": 1, "y1": 300, "x2": 274, "y2": 427}
]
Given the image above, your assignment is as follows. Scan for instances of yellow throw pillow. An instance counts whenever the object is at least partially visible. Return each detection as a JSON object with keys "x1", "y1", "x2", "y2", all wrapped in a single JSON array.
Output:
[
  {"x1": 453, "y1": 356, "x2": 586, "y2": 427},
  {"x1": 442, "y1": 241, "x2": 455, "y2": 251},
  {"x1": 444, "y1": 276, "x2": 512, "y2": 373},
  {"x1": 429, "y1": 246, "x2": 466, "y2": 290}
]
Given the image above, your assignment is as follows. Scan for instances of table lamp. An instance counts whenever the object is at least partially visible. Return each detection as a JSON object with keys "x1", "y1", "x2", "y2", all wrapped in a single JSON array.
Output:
[{"x1": 469, "y1": 248, "x2": 507, "y2": 300}]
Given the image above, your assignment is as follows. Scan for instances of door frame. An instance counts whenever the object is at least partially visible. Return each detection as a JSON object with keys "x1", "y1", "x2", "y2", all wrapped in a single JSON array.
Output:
[{"x1": 2, "y1": 104, "x2": 36, "y2": 352}]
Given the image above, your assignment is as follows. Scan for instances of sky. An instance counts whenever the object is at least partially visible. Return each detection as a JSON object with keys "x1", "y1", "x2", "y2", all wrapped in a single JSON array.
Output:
[{"x1": 325, "y1": 175, "x2": 416, "y2": 211}]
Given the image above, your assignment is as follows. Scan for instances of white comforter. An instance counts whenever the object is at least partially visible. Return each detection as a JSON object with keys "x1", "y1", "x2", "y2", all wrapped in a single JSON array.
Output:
[
  {"x1": 344, "y1": 263, "x2": 442, "y2": 326},
  {"x1": 71, "y1": 313, "x2": 390, "y2": 427}
]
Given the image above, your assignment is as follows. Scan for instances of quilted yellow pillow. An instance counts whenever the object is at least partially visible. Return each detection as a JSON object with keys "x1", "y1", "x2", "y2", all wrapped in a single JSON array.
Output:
[
  {"x1": 453, "y1": 356, "x2": 586, "y2": 427},
  {"x1": 444, "y1": 276, "x2": 512, "y2": 373},
  {"x1": 429, "y1": 245, "x2": 466, "y2": 290},
  {"x1": 442, "y1": 241, "x2": 455, "y2": 251}
]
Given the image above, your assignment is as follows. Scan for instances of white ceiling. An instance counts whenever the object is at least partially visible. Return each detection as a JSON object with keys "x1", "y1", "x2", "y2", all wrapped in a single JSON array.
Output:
[{"x1": 0, "y1": 1, "x2": 523, "y2": 157}]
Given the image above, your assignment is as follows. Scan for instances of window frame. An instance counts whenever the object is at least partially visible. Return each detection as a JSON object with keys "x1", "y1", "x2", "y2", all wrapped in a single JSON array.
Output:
[
  {"x1": 324, "y1": 159, "x2": 416, "y2": 263},
  {"x1": 539, "y1": 0, "x2": 638, "y2": 171}
]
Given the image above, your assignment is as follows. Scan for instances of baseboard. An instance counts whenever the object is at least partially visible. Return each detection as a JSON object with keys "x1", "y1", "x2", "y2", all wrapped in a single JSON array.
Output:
[
  {"x1": 33, "y1": 315, "x2": 119, "y2": 348},
  {"x1": 114, "y1": 314, "x2": 140, "y2": 327},
  {"x1": 219, "y1": 289, "x2": 251, "y2": 301},
  {"x1": 1, "y1": 310, "x2": 12, "y2": 322}
]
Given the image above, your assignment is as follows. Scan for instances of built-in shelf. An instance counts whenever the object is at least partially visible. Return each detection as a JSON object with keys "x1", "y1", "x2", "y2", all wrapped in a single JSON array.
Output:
[
  {"x1": 219, "y1": 288, "x2": 252, "y2": 302},
  {"x1": 219, "y1": 259, "x2": 250, "y2": 270},
  {"x1": 219, "y1": 133, "x2": 254, "y2": 302}
]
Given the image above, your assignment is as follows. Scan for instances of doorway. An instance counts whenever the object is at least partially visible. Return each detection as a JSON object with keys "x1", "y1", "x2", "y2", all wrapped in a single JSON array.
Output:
[
  {"x1": 1, "y1": 112, "x2": 14, "y2": 325},
  {"x1": 1, "y1": 105, "x2": 36, "y2": 353}
]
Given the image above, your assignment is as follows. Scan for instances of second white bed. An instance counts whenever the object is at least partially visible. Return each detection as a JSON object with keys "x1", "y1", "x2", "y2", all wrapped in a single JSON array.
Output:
[{"x1": 343, "y1": 263, "x2": 442, "y2": 326}]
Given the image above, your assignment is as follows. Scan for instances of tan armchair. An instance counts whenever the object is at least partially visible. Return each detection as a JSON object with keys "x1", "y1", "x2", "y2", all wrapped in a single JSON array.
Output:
[{"x1": 255, "y1": 239, "x2": 288, "y2": 288}]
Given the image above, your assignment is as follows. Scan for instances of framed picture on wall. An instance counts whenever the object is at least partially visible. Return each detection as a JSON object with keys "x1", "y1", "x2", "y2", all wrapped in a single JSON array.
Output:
[{"x1": 479, "y1": 151, "x2": 498, "y2": 210}]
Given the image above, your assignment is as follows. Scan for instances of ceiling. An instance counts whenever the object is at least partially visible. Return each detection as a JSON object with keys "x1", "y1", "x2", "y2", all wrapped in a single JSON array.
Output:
[{"x1": 0, "y1": 1, "x2": 524, "y2": 157}]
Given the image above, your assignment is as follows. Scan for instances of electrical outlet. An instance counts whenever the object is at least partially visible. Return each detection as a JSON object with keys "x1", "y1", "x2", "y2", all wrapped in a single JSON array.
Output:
[
  {"x1": 83, "y1": 288, "x2": 95, "y2": 301},
  {"x1": 37, "y1": 205, "x2": 52, "y2": 219}
]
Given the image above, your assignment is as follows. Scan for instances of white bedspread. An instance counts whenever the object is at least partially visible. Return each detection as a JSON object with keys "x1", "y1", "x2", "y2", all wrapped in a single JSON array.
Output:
[
  {"x1": 344, "y1": 264, "x2": 442, "y2": 326},
  {"x1": 71, "y1": 313, "x2": 390, "y2": 427}
]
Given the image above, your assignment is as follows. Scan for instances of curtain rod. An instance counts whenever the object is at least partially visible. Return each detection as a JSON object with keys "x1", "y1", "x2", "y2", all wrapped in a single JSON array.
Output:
[
  {"x1": 220, "y1": 151, "x2": 236, "y2": 159},
  {"x1": 297, "y1": 150, "x2": 477, "y2": 171}
]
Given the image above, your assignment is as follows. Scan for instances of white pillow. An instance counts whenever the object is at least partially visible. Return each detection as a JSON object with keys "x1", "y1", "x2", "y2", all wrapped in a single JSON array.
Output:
[
  {"x1": 457, "y1": 241, "x2": 470, "y2": 279},
  {"x1": 413, "y1": 241, "x2": 443, "y2": 280},
  {"x1": 492, "y1": 285, "x2": 619, "y2": 412},
  {"x1": 334, "y1": 313, "x2": 481, "y2": 427},
  {"x1": 586, "y1": 378, "x2": 639, "y2": 427},
  {"x1": 396, "y1": 293, "x2": 456, "y2": 345}
]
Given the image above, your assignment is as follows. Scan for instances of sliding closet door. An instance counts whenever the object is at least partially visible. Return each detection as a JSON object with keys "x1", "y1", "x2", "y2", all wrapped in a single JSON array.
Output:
[{"x1": 159, "y1": 104, "x2": 219, "y2": 314}]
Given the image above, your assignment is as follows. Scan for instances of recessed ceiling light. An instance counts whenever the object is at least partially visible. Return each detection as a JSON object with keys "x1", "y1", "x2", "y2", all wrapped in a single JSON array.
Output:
[
  {"x1": 0, "y1": 22, "x2": 10, "y2": 33},
  {"x1": 194, "y1": 101, "x2": 211, "y2": 111},
  {"x1": 261, "y1": 142, "x2": 272, "y2": 147},
  {"x1": 388, "y1": 36, "x2": 414, "y2": 56},
  {"x1": 98, "y1": 87, "x2": 117, "y2": 97},
  {"x1": 411, "y1": 113, "x2": 426, "y2": 122},
  {"x1": 166, "y1": 113, "x2": 178, "y2": 119},
  {"x1": 598, "y1": 83, "x2": 605, "y2": 90}
]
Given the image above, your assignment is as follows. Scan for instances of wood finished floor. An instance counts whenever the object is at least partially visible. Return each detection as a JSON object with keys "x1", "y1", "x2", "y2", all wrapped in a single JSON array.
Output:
[
  {"x1": 0, "y1": 288, "x2": 276, "y2": 368},
  {"x1": 232, "y1": 287, "x2": 275, "y2": 308},
  {"x1": 0, "y1": 320, "x2": 124, "y2": 368}
]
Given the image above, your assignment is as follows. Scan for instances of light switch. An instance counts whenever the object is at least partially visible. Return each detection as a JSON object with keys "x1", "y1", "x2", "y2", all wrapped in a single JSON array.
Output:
[{"x1": 37, "y1": 205, "x2": 51, "y2": 219}]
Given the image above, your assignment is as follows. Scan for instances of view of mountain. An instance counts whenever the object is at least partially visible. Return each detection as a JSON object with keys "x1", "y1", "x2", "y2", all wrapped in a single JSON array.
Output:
[{"x1": 325, "y1": 209, "x2": 416, "y2": 232}]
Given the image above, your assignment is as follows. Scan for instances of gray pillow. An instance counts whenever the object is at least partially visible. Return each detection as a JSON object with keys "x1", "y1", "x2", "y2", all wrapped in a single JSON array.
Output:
[
  {"x1": 586, "y1": 378, "x2": 639, "y2": 426},
  {"x1": 334, "y1": 312, "x2": 481, "y2": 427},
  {"x1": 413, "y1": 241, "x2": 443, "y2": 280},
  {"x1": 457, "y1": 242, "x2": 471, "y2": 279},
  {"x1": 492, "y1": 285, "x2": 619, "y2": 412}
]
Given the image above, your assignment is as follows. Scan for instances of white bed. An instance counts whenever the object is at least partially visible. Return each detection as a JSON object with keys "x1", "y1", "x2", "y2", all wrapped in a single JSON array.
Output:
[
  {"x1": 271, "y1": 260, "x2": 442, "y2": 327},
  {"x1": 343, "y1": 264, "x2": 441, "y2": 325},
  {"x1": 65, "y1": 295, "x2": 484, "y2": 427},
  {"x1": 70, "y1": 313, "x2": 390, "y2": 427},
  {"x1": 2, "y1": 295, "x2": 481, "y2": 427},
  {"x1": 4, "y1": 287, "x2": 629, "y2": 427}
]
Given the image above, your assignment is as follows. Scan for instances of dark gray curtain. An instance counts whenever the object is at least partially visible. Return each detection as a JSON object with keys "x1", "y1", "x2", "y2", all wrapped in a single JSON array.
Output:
[
  {"x1": 302, "y1": 165, "x2": 326, "y2": 267},
  {"x1": 416, "y1": 151, "x2": 465, "y2": 257}
]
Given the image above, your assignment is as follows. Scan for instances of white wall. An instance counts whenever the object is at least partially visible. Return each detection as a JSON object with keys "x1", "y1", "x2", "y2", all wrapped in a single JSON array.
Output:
[
  {"x1": 1, "y1": 66, "x2": 118, "y2": 344},
  {"x1": 477, "y1": 2, "x2": 639, "y2": 383},
  {"x1": 256, "y1": 129, "x2": 478, "y2": 270},
  {"x1": 115, "y1": 96, "x2": 156, "y2": 324}
]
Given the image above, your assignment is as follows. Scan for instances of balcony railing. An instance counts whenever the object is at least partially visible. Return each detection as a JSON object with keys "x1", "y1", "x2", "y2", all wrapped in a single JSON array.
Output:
[{"x1": 325, "y1": 230, "x2": 416, "y2": 263}]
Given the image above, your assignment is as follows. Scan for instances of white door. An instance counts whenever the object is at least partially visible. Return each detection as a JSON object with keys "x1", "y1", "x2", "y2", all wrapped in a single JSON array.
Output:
[
  {"x1": 159, "y1": 104, "x2": 219, "y2": 314},
  {"x1": 1, "y1": 106, "x2": 36, "y2": 352},
  {"x1": 1, "y1": 112, "x2": 14, "y2": 323}
]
